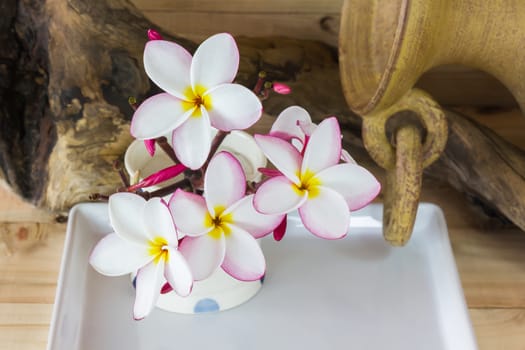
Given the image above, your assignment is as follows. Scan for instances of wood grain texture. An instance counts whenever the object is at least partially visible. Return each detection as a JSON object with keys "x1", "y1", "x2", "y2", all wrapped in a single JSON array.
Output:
[
  {"x1": 142, "y1": 11, "x2": 341, "y2": 46},
  {"x1": 470, "y1": 309, "x2": 525, "y2": 350},
  {"x1": 132, "y1": 0, "x2": 344, "y2": 13},
  {"x1": 339, "y1": 0, "x2": 525, "y2": 115}
]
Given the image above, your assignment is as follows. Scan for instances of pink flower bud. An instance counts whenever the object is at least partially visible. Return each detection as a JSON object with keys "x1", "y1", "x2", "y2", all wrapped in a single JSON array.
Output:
[
  {"x1": 127, "y1": 163, "x2": 186, "y2": 191},
  {"x1": 161, "y1": 282, "x2": 173, "y2": 294},
  {"x1": 273, "y1": 215, "x2": 287, "y2": 241},
  {"x1": 147, "y1": 29, "x2": 163, "y2": 41},
  {"x1": 144, "y1": 139, "x2": 156, "y2": 156},
  {"x1": 258, "y1": 167, "x2": 283, "y2": 178},
  {"x1": 272, "y1": 82, "x2": 292, "y2": 95}
]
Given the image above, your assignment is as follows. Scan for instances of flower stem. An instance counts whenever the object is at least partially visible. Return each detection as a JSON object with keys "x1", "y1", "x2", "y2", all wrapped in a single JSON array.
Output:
[
  {"x1": 253, "y1": 71, "x2": 267, "y2": 96},
  {"x1": 147, "y1": 178, "x2": 192, "y2": 198},
  {"x1": 156, "y1": 136, "x2": 180, "y2": 164},
  {"x1": 113, "y1": 160, "x2": 130, "y2": 187},
  {"x1": 128, "y1": 96, "x2": 138, "y2": 111},
  {"x1": 202, "y1": 130, "x2": 229, "y2": 173}
]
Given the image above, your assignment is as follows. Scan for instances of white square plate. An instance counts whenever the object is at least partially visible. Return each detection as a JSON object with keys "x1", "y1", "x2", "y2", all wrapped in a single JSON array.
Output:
[{"x1": 48, "y1": 203, "x2": 477, "y2": 350}]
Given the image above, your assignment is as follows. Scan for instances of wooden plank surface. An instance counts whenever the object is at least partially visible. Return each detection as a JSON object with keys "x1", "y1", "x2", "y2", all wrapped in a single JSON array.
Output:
[
  {"x1": 0, "y1": 109, "x2": 524, "y2": 349},
  {"x1": 132, "y1": 0, "x2": 344, "y2": 13},
  {"x1": 131, "y1": 0, "x2": 518, "y2": 107},
  {"x1": 141, "y1": 11, "x2": 341, "y2": 47}
]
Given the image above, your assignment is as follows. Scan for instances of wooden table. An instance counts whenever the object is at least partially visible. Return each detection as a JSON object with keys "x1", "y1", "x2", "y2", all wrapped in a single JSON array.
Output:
[{"x1": 1, "y1": 108, "x2": 525, "y2": 349}]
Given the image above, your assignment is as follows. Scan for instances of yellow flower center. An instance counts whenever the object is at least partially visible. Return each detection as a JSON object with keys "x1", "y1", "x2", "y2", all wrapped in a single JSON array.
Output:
[
  {"x1": 204, "y1": 205, "x2": 234, "y2": 240},
  {"x1": 293, "y1": 169, "x2": 322, "y2": 199},
  {"x1": 148, "y1": 236, "x2": 169, "y2": 264},
  {"x1": 182, "y1": 85, "x2": 212, "y2": 118}
]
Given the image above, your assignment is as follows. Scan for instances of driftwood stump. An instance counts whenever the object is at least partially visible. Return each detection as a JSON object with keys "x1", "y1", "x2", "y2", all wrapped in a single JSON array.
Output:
[{"x1": 1, "y1": 0, "x2": 525, "y2": 233}]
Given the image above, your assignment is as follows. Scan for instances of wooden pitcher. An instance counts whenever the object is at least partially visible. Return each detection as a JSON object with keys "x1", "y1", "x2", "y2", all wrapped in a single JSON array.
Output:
[{"x1": 339, "y1": 0, "x2": 525, "y2": 245}]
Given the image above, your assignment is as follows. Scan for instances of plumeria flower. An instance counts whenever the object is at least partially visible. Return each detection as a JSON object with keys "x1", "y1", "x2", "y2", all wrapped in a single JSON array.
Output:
[
  {"x1": 169, "y1": 151, "x2": 284, "y2": 281},
  {"x1": 131, "y1": 33, "x2": 262, "y2": 170},
  {"x1": 269, "y1": 105, "x2": 356, "y2": 163},
  {"x1": 254, "y1": 117, "x2": 381, "y2": 239},
  {"x1": 89, "y1": 193, "x2": 193, "y2": 320}
]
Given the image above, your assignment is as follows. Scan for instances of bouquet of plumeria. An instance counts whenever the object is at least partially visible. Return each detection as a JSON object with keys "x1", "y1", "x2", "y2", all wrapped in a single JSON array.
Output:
[{"x1": 89, "y1": 31, "x2": 381, "y2": 320}]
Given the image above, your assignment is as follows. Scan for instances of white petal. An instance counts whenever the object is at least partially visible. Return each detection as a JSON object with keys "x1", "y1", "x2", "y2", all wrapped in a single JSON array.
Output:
[
  {"x1": 130, "y1": 93, "x2": 192, "y2": 140},
  {"x1": 108, "y1": 193, "x2": 147, "y2": 244},
  {"x1": 254, "y1": 134, "x2": 301, "y2": 183},
  {"x1": 206, "y1": 84, "x2": 262, "y2": 131},
  {"x1": 298, "y1": 187, "x2": 349, "y2": 239},
  {"x1": 172, "y1": 107, "x2": 213, "y2": 170},
  {"x1": 168, "y1": 189, "x2": 212, "y2": 236},
  {"x1": 341, "y1": 149, "x2": 357, "y2": 164},
  {"x1": 144, "y1": 40, "x2": 192, "y2": 99},
  {"x1": 302, "y1": 117, "x2": 341, "y2": 174},
  {"x1": 191, "y1": 33, "x2": 239, "y2": 89},
  {"x1": 143, "y1": 197, "x2": 178, "y2": 245},
  {"x1": 133, "y1": 260, "x2": 165, "y2": 320},
  {"x1": 253, "y1": 176, "x2": 307, "y2": 215},
  {"x1": 205, "y1": 151, "x2": 246, "y2": 216},
  {"x1": 269, "y1": 105, "x2": 312, "y2": 142},
  {"x1": 317, "y1": 163, "x2": 381, "y2": 211},
  {"x1": 89, "y1": 233, "x2": 151, "y2": 276},
  {"x1": 227, "y1": 194, "x2": 285, "y2": 238},
  {"x1": 179, "y1": 234, "x2": 226, "y2": 280},
  {"x1": 222, "y1": 227, "x2": 265, "y2": 281},
  {"x1": 164, "y1": 247, "x2": 193, "y2": 297}
]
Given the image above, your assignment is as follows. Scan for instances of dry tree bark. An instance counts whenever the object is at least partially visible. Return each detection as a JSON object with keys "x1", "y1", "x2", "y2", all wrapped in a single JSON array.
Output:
[{"x1": 1, "y1": 0, "x2": 524, "y2": 232}]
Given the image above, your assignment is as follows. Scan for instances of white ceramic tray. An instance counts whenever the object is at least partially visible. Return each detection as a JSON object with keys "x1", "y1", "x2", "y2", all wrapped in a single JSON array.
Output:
[{"x1": 48, "y1": 203, "x2": 477, "y2": 350}]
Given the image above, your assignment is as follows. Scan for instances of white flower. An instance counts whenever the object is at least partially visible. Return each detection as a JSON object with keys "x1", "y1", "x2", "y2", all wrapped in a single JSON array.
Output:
[
  {"x1": 89, "y1": 193, "x2": 193, "y2": 320},
  {"x1": 254, "y1": 117, "x2": 381, "y2": 239},
  {"x1": 130, "y1": 33, "x2": 262, "y2": 169},
  {"x1": 169, "y1": 152, "x2": 284, "y2": 281}
]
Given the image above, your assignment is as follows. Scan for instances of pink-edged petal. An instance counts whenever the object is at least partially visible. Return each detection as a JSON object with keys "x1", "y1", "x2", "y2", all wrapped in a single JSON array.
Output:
[
  {"x1": 179, "y1": 234, "x2": 225, "y2": 280},
  {"x1": 108, "y1": 192, "x2": 147, "y2": 244},
  {"x1": 144, "y1": 139, "x2": 156, "y2": 156},
  {"x1": 269, "y1": 105, "x2": 311, "y2": 142},
  {"x1": 316, "y1": 163, "x2": 381, "y2": 211},
  {"x1": 222, "y1": 227, "x2": 265, "y2": 281},
  {"x1": 131, "y1": 93, "x2": 192, "y2": 140},
  {"x1": 298, "y1": 121, "x2": 317, "y2": 137},
  {"x1": 168, "y1": 189, "x2": 212, "y2": 237},
  {"x1": 258, "y1": 167, "x2": 283, "y2": 178},
  {"x1": 133, "y1": 260, "x2": 165, "y2": 320},
  {"x1": 89, "y1": 233, "x2": 151, "y2": 276},
  {"x1": 254, "y1": 134, "x2": 302, "y2": 183},
  {"x1": 144, "y1": 40, "x2": 191, "y2": 99},
  {"x1": 143, "y1": 197, "x2": 178, "y2": 245},
  {"x1": 127, "y1": 163, "x2": 186, "y2": 191},
  {"x1": 298, "y1": 186, "x2": 349, "y2": 240},
  {"x1": 301, "y1": 117, "x2": 341, "y2": 174},
  {"x1": 164, "y1": 247, "x2": 193, "y2": 297},
  {"x1": 206, "y1": 84, "x2": 262, "y2": 131},
  {"x1": 190, "y1": 33, "x2": 239, "y2": 89},
  {"x1": 205, "y1": 151, "x2": 246, "y2": 216},
  {"x1": 172, "y1": 107, "x2": 213, "y2": 170},
  {"x1": 253, "y1": 176, "x2": 307, "y2": 215},
  {"x1": 227, "y1": 194, "x2": 284, "y2": 238}
]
